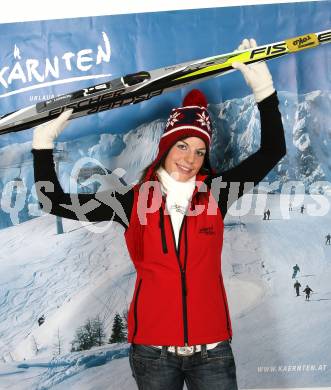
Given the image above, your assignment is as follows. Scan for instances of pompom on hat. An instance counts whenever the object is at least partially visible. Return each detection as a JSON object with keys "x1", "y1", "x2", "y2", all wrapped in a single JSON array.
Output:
[{"x1": 145, "y1": 89, "x2": 213, "y2": 179}]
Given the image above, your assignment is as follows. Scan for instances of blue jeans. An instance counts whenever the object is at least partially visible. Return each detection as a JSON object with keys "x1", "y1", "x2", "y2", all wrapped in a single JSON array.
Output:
[{"x1": 129, "y1": 341, "x2": 238, "y2": 390}]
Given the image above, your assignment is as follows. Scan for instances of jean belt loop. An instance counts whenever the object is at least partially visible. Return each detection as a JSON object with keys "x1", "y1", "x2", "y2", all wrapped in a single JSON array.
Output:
[
  {"x1": 201, "y1": 344, "x2": 208, "y2": 359},
  {"x1": 161, "y1": 346, "x2": 168, "y2": 359}
]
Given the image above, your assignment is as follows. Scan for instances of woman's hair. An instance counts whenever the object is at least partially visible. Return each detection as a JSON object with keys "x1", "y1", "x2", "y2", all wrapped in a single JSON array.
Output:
[
  {"x1": 138, "y1": 145, "x2": 212, "y2": 184},
  {"x1": 138, "y1": 155, "x2": 165, "y2": 184}
]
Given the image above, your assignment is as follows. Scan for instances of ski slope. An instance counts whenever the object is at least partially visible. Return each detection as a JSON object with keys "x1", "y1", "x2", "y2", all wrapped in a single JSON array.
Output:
[
  {"x1": 0, "y1": 193, "x2": 331, "y2": 389},
  {"x1": 227, "y1": 194, "x2": 331, "y2": 389}
]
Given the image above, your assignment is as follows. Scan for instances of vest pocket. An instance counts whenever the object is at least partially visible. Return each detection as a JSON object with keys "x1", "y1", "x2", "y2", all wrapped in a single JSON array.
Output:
[{"x1": 133, "y1": 278, "x2": 143, "y2": 341}]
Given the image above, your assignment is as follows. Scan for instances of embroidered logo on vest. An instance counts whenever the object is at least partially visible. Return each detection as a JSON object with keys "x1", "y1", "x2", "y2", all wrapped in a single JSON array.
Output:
[{"x1": 199, "y1": 226, "x2": 215, "y2": 235}]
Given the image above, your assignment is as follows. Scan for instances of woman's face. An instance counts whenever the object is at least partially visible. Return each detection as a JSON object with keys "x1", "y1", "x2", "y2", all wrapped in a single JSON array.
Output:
[{"x1": 164, "y1": 137, "x2": 206, "y2": 182}]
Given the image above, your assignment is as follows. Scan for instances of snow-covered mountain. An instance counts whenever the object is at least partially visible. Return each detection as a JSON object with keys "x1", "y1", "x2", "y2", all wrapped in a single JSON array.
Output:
[
  {"x1": 0, "y1": 90, "x2": 331, "y2": 230},
  {"x1": 209, "y1": 90, "x2": 331, "y2": 186}
]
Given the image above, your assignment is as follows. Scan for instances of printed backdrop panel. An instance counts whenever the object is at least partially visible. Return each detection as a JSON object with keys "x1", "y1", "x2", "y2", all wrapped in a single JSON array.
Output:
[{"x1": 0, "y1": 1, "x2": 330, "y2": 389}]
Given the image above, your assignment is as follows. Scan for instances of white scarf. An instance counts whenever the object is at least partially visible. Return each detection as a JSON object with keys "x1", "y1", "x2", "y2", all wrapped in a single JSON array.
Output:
[{"x1": 156, "y1": 167, "x2": 196, "y2": 247}]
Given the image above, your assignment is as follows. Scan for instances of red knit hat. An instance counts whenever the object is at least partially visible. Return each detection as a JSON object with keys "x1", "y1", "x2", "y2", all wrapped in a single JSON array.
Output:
[
  {"x1": 160, "y1": 89, "x2": 212, "y2": 152},
  {"x1": 145, "y1": 89, "x2": 212, "y2": 179}
]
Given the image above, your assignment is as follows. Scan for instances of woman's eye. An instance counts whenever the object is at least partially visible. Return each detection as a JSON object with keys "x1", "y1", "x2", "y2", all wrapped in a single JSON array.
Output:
[
  {"x1": 197, "y1": 151, "x2": 206, "y2": 157},
  {"x1": 177, "y1": 143, "x2": 186, "y2": 150}
]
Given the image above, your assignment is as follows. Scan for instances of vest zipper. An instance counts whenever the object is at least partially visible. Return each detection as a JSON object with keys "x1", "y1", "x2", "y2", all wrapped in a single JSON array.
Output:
[
  {"x1": 159, "y1": 207, "x2": 168, "y2": 254},
  {"x1": 168, "y1": 213, "x2": 189, "y2": 346},
  {"x1": 132, "y1": 278, "x2": 142, "y2": 342}
]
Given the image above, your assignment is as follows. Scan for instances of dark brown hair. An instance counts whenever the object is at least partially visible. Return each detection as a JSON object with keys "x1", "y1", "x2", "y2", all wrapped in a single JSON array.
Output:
[{"x1": 138, "y1": 154, "x2": 166, "y2": 184}]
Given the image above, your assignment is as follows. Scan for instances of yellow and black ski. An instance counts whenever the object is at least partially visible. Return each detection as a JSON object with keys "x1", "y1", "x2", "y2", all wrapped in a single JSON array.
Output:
[{"x1": 0, "y1": 29, "x2": 330, "y2": 135}]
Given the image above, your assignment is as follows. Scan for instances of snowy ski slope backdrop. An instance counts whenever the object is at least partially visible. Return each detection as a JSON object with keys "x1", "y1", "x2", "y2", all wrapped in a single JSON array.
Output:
[
  {"x1": 0, "y1": 1, "x2": 330, "y2": 387},
  {"x1": 1, "y1": 194, "x2": 331, "y2": 389}
]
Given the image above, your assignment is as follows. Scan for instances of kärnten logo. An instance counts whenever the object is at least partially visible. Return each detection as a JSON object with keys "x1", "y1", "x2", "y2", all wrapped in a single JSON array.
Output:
[{"x1": 0, "y1": 32, "x2": 112, "y2": 98}]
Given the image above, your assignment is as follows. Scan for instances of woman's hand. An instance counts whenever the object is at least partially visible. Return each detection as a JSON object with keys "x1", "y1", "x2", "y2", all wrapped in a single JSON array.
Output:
[
  {"x1": 32, "y1": 109, "x2": 73, "y2": 149},
  {"x1": 232, "y1": 39, "x2": 275, "y2": 103}
]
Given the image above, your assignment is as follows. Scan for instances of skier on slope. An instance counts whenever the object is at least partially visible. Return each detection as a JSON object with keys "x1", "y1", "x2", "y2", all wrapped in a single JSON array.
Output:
[
  {"x1": 325, "y1": 233, "x2": 331, "y2": 245},
  {"x1": 300, "y1": 204, "x2": 305, "y2": 214},
  {"x1": 303, "y1": 285, "x2": 313, "y2": 301},
  {"x1": 293, "y1": 280, "x2": 301, "y2": 297},
  {"x1": 38, "y1": 315, "x2": 45, "y2": 326},
  {"x1": 263, "y1": 209, "x2": 270, "y2": 220},
  {"x1": 31, "y1": 39, "x2": 286, "y2": 390},
  {"x1": 292, "y1": 264, "x2": 300, "y2": 279}
]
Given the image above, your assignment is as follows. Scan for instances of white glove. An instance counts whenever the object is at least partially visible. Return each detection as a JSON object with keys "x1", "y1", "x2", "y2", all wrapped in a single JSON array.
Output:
[
  {"x1": 232, "y1": 39, "x2": 275, "y2": 103},
  {"x1": 32, "y1": 109, "x2": 73, "y2": 149}
]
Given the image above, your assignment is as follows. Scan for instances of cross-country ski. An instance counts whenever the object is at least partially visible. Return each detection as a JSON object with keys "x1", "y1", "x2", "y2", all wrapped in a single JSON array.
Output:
[{"x1": 0, "y1": 29, "x2": 330, "y2": 135}]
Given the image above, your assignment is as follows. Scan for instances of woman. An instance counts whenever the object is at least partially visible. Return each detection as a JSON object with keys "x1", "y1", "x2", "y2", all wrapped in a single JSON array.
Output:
[{"x1": 32, "y1": 39, "x2": 286, "y2": 390}]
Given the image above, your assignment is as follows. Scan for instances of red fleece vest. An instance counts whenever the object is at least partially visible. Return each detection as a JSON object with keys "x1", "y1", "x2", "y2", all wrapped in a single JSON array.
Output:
[{"x1": 125, "y1": 175, "x2": 232, "y2": 346}]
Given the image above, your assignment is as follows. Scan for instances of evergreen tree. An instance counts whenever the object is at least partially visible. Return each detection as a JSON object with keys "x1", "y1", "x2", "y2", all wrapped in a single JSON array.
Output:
[{"x1": 109, "y1": 313, "x2": 126, "y2": 343}]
